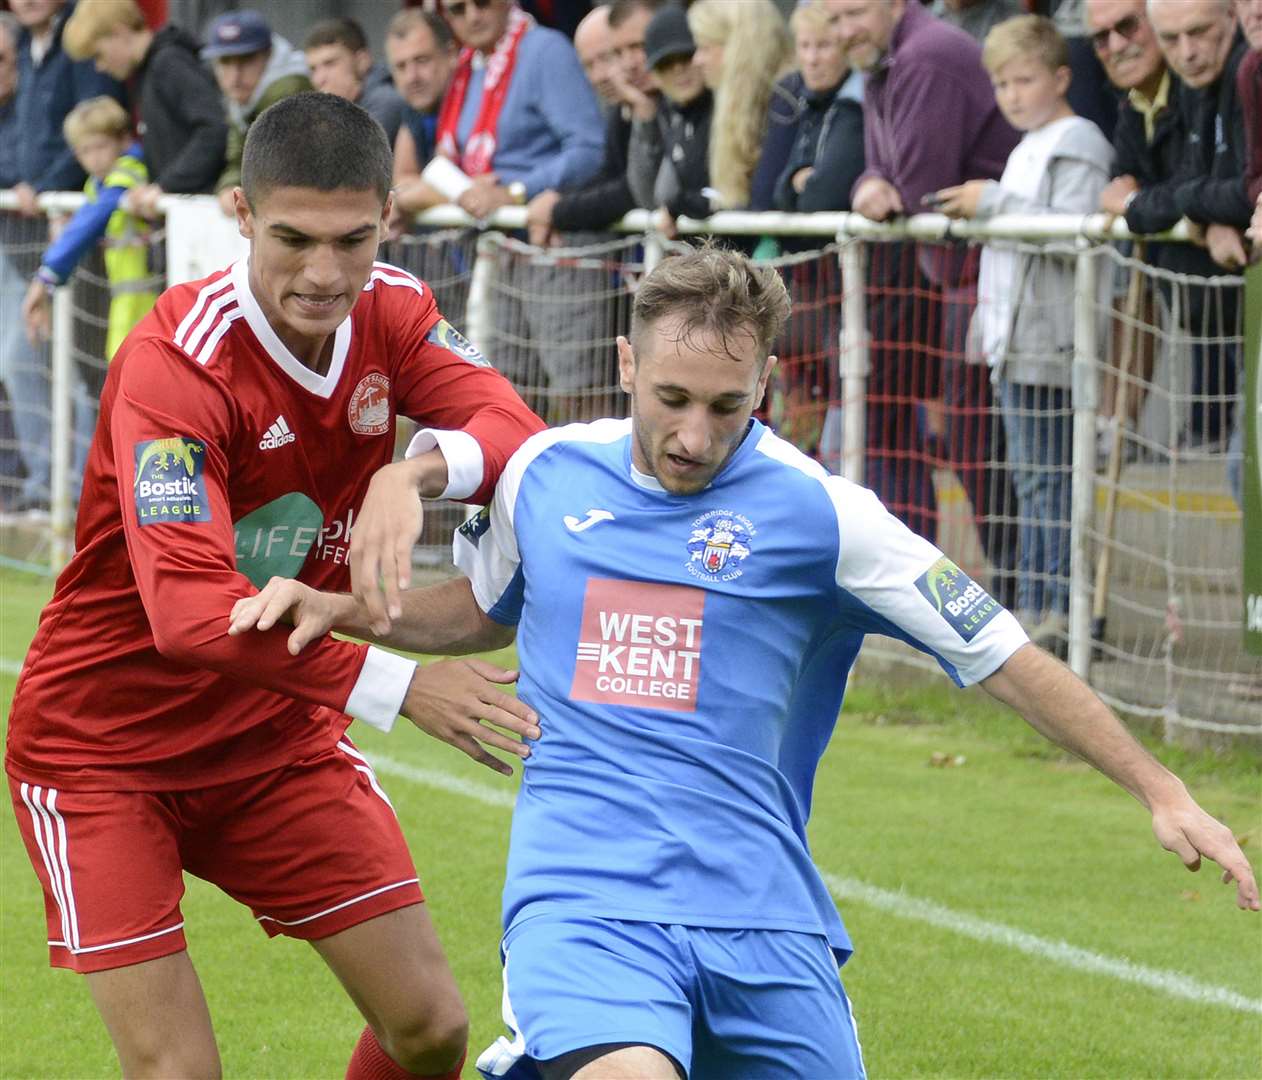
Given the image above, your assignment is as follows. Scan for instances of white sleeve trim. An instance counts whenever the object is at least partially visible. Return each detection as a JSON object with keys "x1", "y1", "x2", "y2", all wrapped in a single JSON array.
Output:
[
  {"x1": 405, "y1": 428, "x2": 484, "y2": 501},
  {"x1": 344, "y1": 646, "x2": 417, "y2": 733}
]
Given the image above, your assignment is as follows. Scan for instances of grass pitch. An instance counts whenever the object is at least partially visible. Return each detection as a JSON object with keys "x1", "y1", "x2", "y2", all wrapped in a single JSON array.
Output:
[{"x1": 1, "y1": 569, "x2": 1259, "y2": 1078}]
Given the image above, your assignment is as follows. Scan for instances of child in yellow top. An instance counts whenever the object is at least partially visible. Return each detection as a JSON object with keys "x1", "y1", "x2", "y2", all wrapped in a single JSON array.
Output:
[{"x1": 23, "y1": 95, "x2": 157, "y2": 361}]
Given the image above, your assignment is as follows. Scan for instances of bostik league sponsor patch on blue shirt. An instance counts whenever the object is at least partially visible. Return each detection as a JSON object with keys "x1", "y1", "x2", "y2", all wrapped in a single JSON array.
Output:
[
  {"x1": 458, "y1": 505, "x2": 492, "y2": 546},
  {"x1": 133, "y1": 437, "x2": 211, "y2": 526},
  {"x1": 914, "y1": 556, "x2": 999, "y2": 641}
]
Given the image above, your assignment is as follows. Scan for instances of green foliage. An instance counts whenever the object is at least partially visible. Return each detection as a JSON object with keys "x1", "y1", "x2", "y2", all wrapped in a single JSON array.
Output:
[{"x1": 1, "y1": 571, "x2": 1258, "y2": 1078}]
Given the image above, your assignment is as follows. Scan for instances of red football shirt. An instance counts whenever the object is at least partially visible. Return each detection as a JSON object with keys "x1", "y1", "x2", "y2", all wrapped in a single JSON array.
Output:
[{"x1": 6, "y1": 259, "x2": 543, "y2": 791}]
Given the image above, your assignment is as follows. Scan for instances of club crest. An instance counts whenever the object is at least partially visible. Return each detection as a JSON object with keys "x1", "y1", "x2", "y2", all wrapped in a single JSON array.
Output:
[
  {"x1": 686, "y1": 510, "x2": 755, "y2": 583},
  {"x1": 348, "y1": 372, "x2": 391, "y2": 436}
]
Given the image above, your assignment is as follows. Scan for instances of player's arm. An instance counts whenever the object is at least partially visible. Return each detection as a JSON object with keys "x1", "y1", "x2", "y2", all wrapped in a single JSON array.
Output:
[
  {"x1": 825, "y1": 476, "x2": 1258, "y2": 912},
  {"x1": 228, "y1": 576, "x2": 531, "y2": 775},
  {"x1": 981, "y1": 645, "x2": 1259, "y2": 911},
  {"x1": 352, "y1": 286, "x2": 545, "y2": 633},
  {"x1": 230, "y1": 574, "x2": 514, "y2": 657}
]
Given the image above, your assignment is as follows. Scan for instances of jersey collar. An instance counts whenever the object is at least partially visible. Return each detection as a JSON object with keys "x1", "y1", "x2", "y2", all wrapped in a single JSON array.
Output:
[
  {"x1": 232, "y1": 258, "x2": 353, "y2": 399},
  {"x1": 627, "y1": 418, "x2": 765, "y2": 494}
]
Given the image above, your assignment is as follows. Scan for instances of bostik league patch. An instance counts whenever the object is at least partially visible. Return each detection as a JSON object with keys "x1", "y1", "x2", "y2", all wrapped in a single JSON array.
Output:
[
  {"x1": 914, "y1": 556, "x2": 999, "y2": 641},
  {"x1": 458, "y1": 505, "x2": 492, "y2": 547},
  {"x1": 426, "y1": 319, "x2": 490, "y2": 367},
  {"x1": 133, "y1": 437, "x2": 211, "y2": 526}
]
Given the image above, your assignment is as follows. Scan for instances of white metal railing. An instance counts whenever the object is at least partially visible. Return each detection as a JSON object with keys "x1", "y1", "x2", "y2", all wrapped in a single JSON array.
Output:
[{"x1": 1, "y1": 191, "x2": 1254, "y2": 738}]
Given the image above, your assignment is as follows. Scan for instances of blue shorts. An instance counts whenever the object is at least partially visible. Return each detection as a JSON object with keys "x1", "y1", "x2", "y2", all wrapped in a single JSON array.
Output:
[{"x1": 476, "y1": 913, "x2": 866, "y2": 1080}]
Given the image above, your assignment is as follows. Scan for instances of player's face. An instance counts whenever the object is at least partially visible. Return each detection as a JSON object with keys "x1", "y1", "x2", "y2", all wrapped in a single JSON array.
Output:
[
  {"x1": 306, "y1": 43, "x2": 369, "y2": 101},
  {"x1": 619, "y1": 317, "x2": 775, "y2": 495},
  {"x1": 1148, "y1": 0, "x2": 1237, "y2": 89},
  {"x1": 830, "y1": 0, "x2": 904, "y2": 73},
  {"x1": 236, "y1": 185, "x2": 388, "y2": 366},
  {"x1": 989, "y1": 55, "x2": 1070, "y2": 132}
]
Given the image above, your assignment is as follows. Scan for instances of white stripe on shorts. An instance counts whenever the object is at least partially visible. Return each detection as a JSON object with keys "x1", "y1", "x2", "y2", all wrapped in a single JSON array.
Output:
[
  {"x1": 255, "y1": 878, "x2": 419, "y2": 928},
  {"x1": 337, "y1": 739, "x2": 395, "y2": 811},
  {"x1": 20, "y1": 783, "x2": 78, "y2": 951}
]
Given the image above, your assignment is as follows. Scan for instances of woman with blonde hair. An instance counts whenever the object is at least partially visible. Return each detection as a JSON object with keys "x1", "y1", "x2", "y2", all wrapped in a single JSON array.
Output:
[{"x1": 686, "y1": 0, "x2": 794, "y2": 210}]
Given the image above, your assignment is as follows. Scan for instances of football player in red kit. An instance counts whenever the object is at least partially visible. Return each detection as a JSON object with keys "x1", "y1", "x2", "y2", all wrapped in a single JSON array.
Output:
[{"x1": 6, "y1": 92, "x2": 544, "y2": 1079}]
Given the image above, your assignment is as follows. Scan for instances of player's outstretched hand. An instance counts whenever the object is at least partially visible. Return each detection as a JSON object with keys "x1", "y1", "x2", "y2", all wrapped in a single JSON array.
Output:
[
  {"x1": 402, "y1": 659, "x2": 540, "y2": 776},
  {"x1": 228, "y1": 577, "x2": 354, "y2": 656},
  {"x1": 1151, "y1": 796, "x2": 1260, "y2": 911},
  {"x1": 351, "y1": 459, "x2": 430, "y2": 636}
]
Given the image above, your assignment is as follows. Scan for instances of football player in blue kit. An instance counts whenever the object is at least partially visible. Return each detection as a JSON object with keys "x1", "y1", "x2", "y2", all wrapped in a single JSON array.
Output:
[{"x1": 230, "y1": 245, "x2": 1258, "y2": 1080}]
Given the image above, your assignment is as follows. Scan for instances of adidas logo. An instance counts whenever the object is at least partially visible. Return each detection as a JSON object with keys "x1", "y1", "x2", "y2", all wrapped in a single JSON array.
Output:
[{"x1": 259, "y1": 415, "x2": 296, "y2": 450}]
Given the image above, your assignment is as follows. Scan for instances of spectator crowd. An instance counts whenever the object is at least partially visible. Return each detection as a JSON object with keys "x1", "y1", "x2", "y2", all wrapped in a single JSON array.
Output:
[{"x1": 1, "y1": 0, "x2": 1260, "y2": 653}]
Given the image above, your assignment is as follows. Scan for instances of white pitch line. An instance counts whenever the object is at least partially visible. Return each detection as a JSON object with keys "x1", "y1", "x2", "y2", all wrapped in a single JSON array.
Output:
[
  {"x1": 820, "y1": 872, "x2": 1262, "y2": 1015},
  {"x1": 369, "y1": 751, "x2": 1262, "y2": 1016},
  {"x1": 0, "y1": 658, "x2": 23, "y2": 677}
]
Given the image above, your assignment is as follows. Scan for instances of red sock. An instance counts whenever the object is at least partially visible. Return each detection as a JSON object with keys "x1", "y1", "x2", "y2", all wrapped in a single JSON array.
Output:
[{"x1": 345, "y1": 1025, "x2": 467, "y2": 1080}]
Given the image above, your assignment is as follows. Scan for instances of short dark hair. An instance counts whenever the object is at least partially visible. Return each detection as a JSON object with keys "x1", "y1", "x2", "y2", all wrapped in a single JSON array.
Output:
[
  {"x1": 242, "y1": 92, "x2": 392, "y2": 206},
  {"x1": 303, "y1": 15, "x2": 369, "y2": 54},
  {"x1": 609, "y1": 0, "x2": 667, "y2": 30},
  {"x1": 631, "y1": 242, "x2": 791, "y2": 363},
  {"x1": 386, "y1": 7, "x2": 454, "y2": 51}
]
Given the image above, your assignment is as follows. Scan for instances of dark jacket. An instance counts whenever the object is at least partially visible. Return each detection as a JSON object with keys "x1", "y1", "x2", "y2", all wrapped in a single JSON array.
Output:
[
  {"x1": 130, "y1": 26, "x2": 228, "y2": 194},
  {"x1": 773, "y1": 70, "x2": 865, "y2": 215},
  {"x1": 627, "y1": 89, "x2": 713, "y2": 219},
  {"x1": 16, "y1": 1, "x2": 124, "y2": 192},
  {"x1": 1172, "y1": 36, "x2": 1253, "y2": 228},
  {"x1": 552, "y1": 104, "x2": 636, "y2": 232}
]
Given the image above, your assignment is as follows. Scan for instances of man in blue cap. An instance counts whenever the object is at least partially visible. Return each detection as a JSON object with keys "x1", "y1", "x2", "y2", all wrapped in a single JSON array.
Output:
[{"x1": 202, "y1": 9, "x2": 310, "y2": 214}]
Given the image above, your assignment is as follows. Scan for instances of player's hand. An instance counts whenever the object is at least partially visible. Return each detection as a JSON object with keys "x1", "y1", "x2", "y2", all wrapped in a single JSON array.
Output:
[
  {"x1": 402, "y1": 658, "x2": 541, "y2": 776},
  {"x1": 350, "y1": 454, "x2": 448, "y2": 636},
  {"x1": 228, "y1": 576, "x2": 356, "y2": 655},
  {"x1": 934, "y1": 181, "x2": 989, "y2": 220},
  {"x1": 1150, "y1": 793, "x2": 1260, "y2": 911},
  {"x1": 22, "y1": 279, "x2": 51, "y2": 345},
  {"x1": 852, "y1": 176, "x2": 904, "y2": 222}
]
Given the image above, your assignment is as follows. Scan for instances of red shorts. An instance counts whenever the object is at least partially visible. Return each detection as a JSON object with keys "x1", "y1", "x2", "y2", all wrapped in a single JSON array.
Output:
[{"x1": 8, "y1": 738, "x2": 423, "y2": 973}]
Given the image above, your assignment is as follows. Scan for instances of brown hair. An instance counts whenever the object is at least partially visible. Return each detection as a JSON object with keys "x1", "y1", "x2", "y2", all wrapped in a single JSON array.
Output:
[
  {"x1": 386, "y1": 7, "x2": 455, "y2": 51},
  {"x1": 631, "y1": 243, "x2": 791, "y2": 362},
  {"x1": 63, "y1": 0, "x2": 146, "y2": 62}
]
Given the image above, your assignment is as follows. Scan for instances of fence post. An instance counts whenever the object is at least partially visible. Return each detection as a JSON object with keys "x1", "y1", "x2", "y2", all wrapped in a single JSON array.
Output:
[
  {"x1": 49, "y1": 283, "x2": 74, "y2": 570},
  {"x1": 839, "y1": 237, "x2": 868, "y2": 486},
  {"x1": 1068, "y1": 241, "x2": 1099, "y2": 678},
  {"x1": 643, "y1": 231, "x2": 665, "y2": 275},
  {"x1": 465, "y1": 230, "x2": 497, "y2": 359}
]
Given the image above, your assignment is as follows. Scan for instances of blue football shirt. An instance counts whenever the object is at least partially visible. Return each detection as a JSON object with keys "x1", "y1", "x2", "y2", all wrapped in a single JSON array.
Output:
[{"x1": 454, "y1": 418, "x2": 1027, "y2": 960}]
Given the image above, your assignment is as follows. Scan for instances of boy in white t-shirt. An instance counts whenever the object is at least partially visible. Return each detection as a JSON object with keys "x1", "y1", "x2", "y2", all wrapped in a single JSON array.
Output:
[{"x1": 933, "y1": 14, "x2": 1113, "y2": 652}]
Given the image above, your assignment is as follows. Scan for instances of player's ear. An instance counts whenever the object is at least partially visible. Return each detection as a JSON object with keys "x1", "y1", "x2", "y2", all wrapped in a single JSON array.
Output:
[
  {"x1": 234, "y1": 188, "x2": 255, "y2": 239},
  {"x1": 616, "y1": 335, "x2": 636, "y2": 395},
  {"x1": 753, "y1": 354, "x2": 777, "y2": 409},
  {"x1": 379, "y1": 191, "x2": 394, "y2": 238}
]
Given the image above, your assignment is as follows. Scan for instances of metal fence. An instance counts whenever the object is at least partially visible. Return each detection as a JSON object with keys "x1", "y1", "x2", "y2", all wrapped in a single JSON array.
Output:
[{"x1": 1, "y1": 193, "x2": 1256, "y2": 741}]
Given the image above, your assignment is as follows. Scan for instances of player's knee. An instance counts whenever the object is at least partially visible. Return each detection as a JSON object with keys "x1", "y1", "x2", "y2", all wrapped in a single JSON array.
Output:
[
  {"x1": 379, "y1": 1002, "x2": 468, "y2": 1075},
  {"x1": 119, "y1": 1042, "x2": 221, "y2": 1080}
]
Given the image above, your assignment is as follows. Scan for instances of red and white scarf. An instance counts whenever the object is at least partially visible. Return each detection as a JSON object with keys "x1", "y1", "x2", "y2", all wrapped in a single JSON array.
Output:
[{"x1": 435, "y1": 5, "x2": 535, "y2": 177}]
